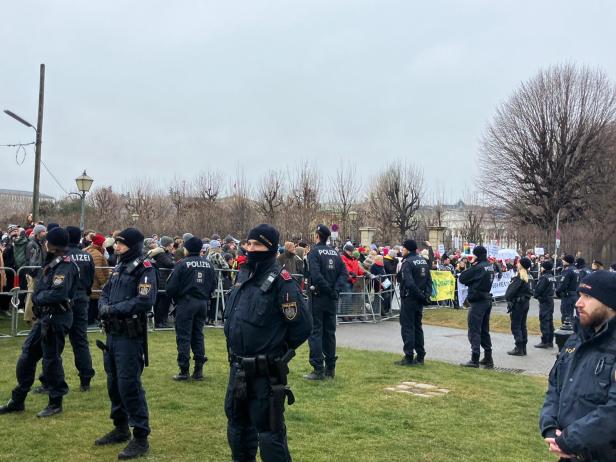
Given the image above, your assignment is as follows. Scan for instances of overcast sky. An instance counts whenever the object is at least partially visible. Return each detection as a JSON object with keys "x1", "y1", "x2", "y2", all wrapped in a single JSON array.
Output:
[{"x1": 1, "y1": 1, "x2": 615, "y2": 203}]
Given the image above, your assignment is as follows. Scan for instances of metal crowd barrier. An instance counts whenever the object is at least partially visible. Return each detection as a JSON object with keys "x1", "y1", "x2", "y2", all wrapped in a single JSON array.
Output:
[{"x1": 336, "y1": 274, "x2": 401, "y2": 324}]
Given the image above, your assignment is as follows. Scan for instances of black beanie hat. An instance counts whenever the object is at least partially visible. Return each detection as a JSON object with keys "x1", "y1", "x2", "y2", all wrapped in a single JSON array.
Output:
[
  {"x1": 66, "y1": 226, "x2": 82, "y2": 245},
  {"x1": 116, "y1": 227, "x2": 144, "y2": 249},
  {"x1": 184, "y1": 237, "x2": 203, "y2": 254},
  {"x1": 473, "y1": 245, "x2": 488, "y2": 258},
  {"x1": 403, "y1": 239, "x2": 417, "y2": 252},
  {"x1": 316, "y1": 224, "x2": 331, "y2": 240},
  {"x1": 575, "y1": 257, "x2": 586, "y2": 269},
  {"x1": 563, "y1": 255, "x2": 575, "y2": 265},
  {"x1": 47, "y1": 222, "x2": 60, "y2": 231},
  {"x1": 519, "y1": 257, "x2": 532, "y2": 270},
  {"x1": 46, "y1": 227, "x2": 69, "y2": 248},
  {"x1": 541, "y1": 260, "x2": 554, "y2": 271},
  {"x1": 247, "y1": 224, "x2": 279, "y2": 250},
  {"x1": 578, "y1": 271, "x2": 616, "y2": 310},
  {"x1": 343, "y1": 243, "x2": 355, "y2": 253}
]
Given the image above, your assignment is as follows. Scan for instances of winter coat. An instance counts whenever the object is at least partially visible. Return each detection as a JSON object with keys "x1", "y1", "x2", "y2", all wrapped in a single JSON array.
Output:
[
  {"x1": 85, "y1": 244, "x2": 111, "y2": 300},
  {"x1": 147, "y1": 247, "x2": 175, "y2": 289},
  {"x1": 277, "y1": 251, "x2": 304, "y2": 276},
  {"x1": 341, "y1": 253, "x2": 364, "y2": 284}
]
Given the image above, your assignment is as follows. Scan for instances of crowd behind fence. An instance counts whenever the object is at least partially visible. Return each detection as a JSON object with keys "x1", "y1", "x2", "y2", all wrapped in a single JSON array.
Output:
[{"x1": 0, "y1": 265, "x2": 566, "y2": 339}]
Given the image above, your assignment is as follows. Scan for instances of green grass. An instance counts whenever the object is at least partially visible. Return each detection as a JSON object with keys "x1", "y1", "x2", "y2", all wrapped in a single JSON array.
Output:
[
  {"x1": 423, "y1": 307, "x2": 542, "y2": 336},
  {"x1": 0, "y1": 328, "x2": 553, "y2": 461}
]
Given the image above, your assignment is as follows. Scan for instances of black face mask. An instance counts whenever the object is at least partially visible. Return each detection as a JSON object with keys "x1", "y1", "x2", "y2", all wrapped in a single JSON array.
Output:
[
  {"x1": 118, "y1": 244, "x2": 142, "y2": 263},
  {"x1": 246, "y1": 250, "x2": 277, "y2": 265}
]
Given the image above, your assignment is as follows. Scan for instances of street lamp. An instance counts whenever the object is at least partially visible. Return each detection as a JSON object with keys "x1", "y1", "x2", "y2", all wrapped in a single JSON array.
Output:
[
  {"x1": 75, "y1": 170, "x2": 94, "y2": 231},
  {"x1": 349, "y1": 210, "x2": 358, "y2": 243},
  {"x1": 131, "y1": 212, "x2": 140, "y2": 224}
]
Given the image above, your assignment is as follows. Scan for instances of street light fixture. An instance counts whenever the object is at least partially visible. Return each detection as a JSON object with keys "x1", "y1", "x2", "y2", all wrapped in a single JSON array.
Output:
[
  {"x1": 349, "y1": 210, "x2": 358, "y2": 243},
  {"x1": 131, "y1": 212, "x2": 140, "y2": 223},
  {"x1": 75, "y1": 170, "x2": 94, "y2": 231}
]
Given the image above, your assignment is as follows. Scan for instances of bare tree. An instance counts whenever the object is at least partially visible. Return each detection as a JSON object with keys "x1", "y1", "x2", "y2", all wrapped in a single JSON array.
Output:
[
  {"x1": 329, "y1": 164, "x2": 361, "y2": 240},
  {"x1": 480, "y1": 64, "x2": 616, "y2": 238},
  {"x1": 87, "y1": 186, "x2": 125, "y2": 232},
  {"x1": 369, "y1": 162, "x2": 424, "y2": 241},
  {"x1": 226, "y1": 169, "x2": 254, "y2": 237},
  {"x1": 287, "y1": 162, "x2": 321, "y2": 239},
  {"x1": 256, "y1": 170, "x2": 285, "y2": 225}
]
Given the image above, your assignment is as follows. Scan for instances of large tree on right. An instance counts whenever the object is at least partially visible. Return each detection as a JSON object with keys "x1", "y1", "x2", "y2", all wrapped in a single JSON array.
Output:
[{"x1": 479, "y1": 64, "x2": 616, "y2": 240}]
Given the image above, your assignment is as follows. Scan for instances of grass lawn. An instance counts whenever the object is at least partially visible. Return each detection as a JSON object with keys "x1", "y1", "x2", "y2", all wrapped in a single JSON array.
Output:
[
  {"x1": 0, "y1": 327, "x2": 553, "y2": 462},
  {"x1": 423, "y1": 307, "x2": 542, "y2": 336}
]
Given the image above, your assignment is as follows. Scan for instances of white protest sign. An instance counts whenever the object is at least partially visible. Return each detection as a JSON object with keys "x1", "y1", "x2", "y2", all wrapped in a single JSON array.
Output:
[{"x1": 457, "y1": 270, "x2": 514, "y2": 306}]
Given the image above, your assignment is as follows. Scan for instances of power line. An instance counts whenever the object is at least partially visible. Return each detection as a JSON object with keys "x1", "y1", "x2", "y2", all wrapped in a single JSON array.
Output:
[{"x1": 41, "y1": 160, "x2": 70, "y2": 195}]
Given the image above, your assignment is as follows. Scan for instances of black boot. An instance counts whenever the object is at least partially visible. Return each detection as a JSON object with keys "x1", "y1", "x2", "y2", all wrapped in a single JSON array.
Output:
[
  {"x1": 303, "y1": 369, "x2": 325, "y2": 380},
  {"x1": 507, "y1": 346, "x2": 524, "y2": 356},
  {"x1": 478, "y1": 350, "x2": 494, "y2": 368},
  {"x1": 191, "y1": 362, "x2": 204, "y2": 381},
  {"x1": 0, "y1": 399, "x2": 25, "y2": 415},
  {"x1": 394, "y1": 356, "x2": 414, "y2": 366},
  {"x1": 173, "y1": 368, "x2": 190, "y2": 381},
  {"x1": 37, "y1": 398, "x2": 62, "y2": 418},
  {"x1": 80, "y1": 378, "x2": 91, "y2": 392},
  {"x1": 522, "y1": 345, "x2": 527, "y2": 355},
  {"x1": 534, "y1": 342, "x2": 553, "y2": 349},
  {"x1": 461, "y1": 353, "x2": 480, "y2": 368},
  {"x1": 324, "y1": 367, "x2": 335, "y2": 379},
  {"x1": 118, "y1": 437, "x2": 149, "y2": 460},
  {"x1": 414, "y1": 355, "x2": 425, "y2": 366},
  {"x1": 95, "y1": 424, "x2": 131, "y2": 446}
]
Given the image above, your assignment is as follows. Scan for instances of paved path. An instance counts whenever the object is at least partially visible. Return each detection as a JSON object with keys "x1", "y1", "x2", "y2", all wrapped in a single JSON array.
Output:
[{"x1": 336, "y1": 320, "x2": 558, "y2": 376}]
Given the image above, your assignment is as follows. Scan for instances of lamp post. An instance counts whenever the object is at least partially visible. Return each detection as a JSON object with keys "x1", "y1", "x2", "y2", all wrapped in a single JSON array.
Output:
[
  {"x1": 349, "y1": 210, "x2": 358, "y2": 243},
  {"x1": 131, "y1": 212, "x2": 140, "y2": 224},
  {"x1": 74, "y1": 170, "x2": 94, "y2": 230},
  {"x1": 3, "y1": 64, "x2": 46, "y2": 222}
]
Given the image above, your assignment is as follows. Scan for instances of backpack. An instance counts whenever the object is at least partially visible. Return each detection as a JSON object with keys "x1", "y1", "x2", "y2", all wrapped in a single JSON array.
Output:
[{"x1": 13, "y1": 237, "x2": 28, "y2": 269}]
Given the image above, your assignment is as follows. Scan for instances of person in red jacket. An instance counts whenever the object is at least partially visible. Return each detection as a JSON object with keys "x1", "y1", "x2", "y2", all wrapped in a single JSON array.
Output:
[{"x1": 340, "y1": 243, "x2": 365, "y2": 317}]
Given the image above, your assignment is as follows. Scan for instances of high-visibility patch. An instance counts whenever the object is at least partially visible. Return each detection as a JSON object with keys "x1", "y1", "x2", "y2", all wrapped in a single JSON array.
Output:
[
  {"x1": 280, "y1": 270, "x2": 292, "y2": 281},
  {"x1": 282, "y1": 302, "x2": 298, "y2": 321},
  {"x1": 143, "y1": 260, "x2": 152, "y2": 268},
  {"x1": 138, "y1": 283, "x2": 152, "y2": 296},
  {"x1": 53, "y1": 274, "x2": 65, "y2": 286}
]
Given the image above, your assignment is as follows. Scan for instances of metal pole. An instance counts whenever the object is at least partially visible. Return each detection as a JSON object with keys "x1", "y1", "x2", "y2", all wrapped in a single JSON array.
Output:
[
  {"x1": 32, "y1": 63, "x2": 45, "y2": 222},
  {"x1": 554, "y1": 209, "x2": 560, "y2": 271},
  {"x1": 79, "y1": 192, "x2": 86, "y2": 230}
]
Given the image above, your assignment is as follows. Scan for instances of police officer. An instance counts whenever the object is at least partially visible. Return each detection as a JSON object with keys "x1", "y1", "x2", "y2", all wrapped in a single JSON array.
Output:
[
  {"x1": 575, "y1": 257, "x2": 592, "y2": 283},
  {"x1": 166, "y1": 236, "x2": 216, "y2": 381},
  {"x1": 95, "y1": 228, "x2": 156, "y2": 460},
  {"x1": 540, "y1": 271, "x2": 616, "y2": 461},
  {"x1": 0, "y1": 227, "x2": 79, "y2": 417},
  {"x1": 395, "y1": 239, "x2": 432, "y2": 366},
  {"x1": 224, "y1": 224, "x2": 312, "y2": 462},
  {"x1": 304, "y1": 224, "x2": 347, "y2": 380},
  {"x1": 459, "y1": 245, "x2": 495, "y2": 368},
  {"x1": 556, "y1": 255, "x2": 578, "y2": 323},
  {"x1": 534, "y1": 260, "x2": 555, "y2": 349}
]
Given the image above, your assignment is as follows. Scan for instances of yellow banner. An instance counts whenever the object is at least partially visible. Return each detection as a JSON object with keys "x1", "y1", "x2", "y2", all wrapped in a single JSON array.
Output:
[{"x1": 430, "y1": 270, "x2": 456, "y2": 301}]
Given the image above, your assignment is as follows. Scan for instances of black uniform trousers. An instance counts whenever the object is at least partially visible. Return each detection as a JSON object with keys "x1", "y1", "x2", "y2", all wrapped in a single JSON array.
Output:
[
  {"x1": 225, "y1": 364, "x2": 291, "y2": 462},
  {"x1": 560, "y1": 294, "x2": 577, "y2": 323},
  {"x1": 174, "y1": 297, "x2": 207, "y2": 370},
  {"x1": 103, "y1": 333, "x2": 150, "y2": 438},
  {"x1": 509, "y1": 299, "x2": 530, "y2": 347},
  {"x1": 467, "y1": 299, "x2": 492, "y2": 355},
  {"x1": 88, "y1": 298, "x2": 99, "y2": 325},
  {"x1": 12, "y1": 311, "x2": 72, "y2": 403},
  {"x1": 399, "y1": 297, "x2": 425, "y2": 360},
  {"x1": 308, "y1": 294, "x2": 337, "y2": 371},
  {"x1": 154, "y1": 293, "x2": 172, "y2": 326},
  {"x1": 538, "y1": 298, "x2": 555, "y2": 344}
]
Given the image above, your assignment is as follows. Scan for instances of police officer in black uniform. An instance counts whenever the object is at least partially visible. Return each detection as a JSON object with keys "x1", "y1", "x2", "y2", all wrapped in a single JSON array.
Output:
[
  {"x1": 224, "y1": 224, "x2": 312, "y2": 462},
  {"x1": 556, "y1": 255, "x2": 578, "y2": 323},
  {"x1": 304, "y1": 224, "x2": 347, "y2": 380},
  {"x1": 395, "y1": 239, "x2": 432, "y2": 366},
  {"x1": 534, "y1": 260, "x2": 555, "y2": 349},
  {"x1": 459, "y1": 245, "x2": 496, "y2": 368},
  {"x1": 540, "y1": 271, "x2": 616, "y2": 461},
  {"x1": 95, "y1": 228, "x2": 156, "y2": 460},
  {"x1": 166, "y1": 236, "x2": 216, "y2": 381},
  {"x1": 0, "y1": 227, "x2": 79, "y2": 417}
]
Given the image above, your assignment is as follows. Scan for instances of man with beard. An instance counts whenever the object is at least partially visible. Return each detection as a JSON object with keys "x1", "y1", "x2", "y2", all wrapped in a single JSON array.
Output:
[
  {"x1": 540, "y1": 271, "x2": 616, "y2": 461},
  {"x1": 0, "y1": 227, "x2": 79, "y2": 417},
  {"x1": 95, "y1": 228, "x2": 157, "y2": 460},
  {"x1": 224, "y1": 224, "x2": 312, "y2": 461}
]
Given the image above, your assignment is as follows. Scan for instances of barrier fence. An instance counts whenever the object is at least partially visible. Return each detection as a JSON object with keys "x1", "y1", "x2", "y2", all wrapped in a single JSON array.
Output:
[{"x1": 0, "y1": 264, "x2": 566, "y2": 339}]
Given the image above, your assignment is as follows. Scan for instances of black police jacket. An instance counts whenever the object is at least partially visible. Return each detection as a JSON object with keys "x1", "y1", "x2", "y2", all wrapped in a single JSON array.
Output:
[
  {"x1": 32, "y1": 255, "x2": 79, "y2": 309},
  {"x1": 504, "y1": 276, "x2": 532, "y2": 303},
  {"x1": 398, "y1": 254, "x2": 432, "y2": 303},
  {"x1": 458, "y1": 259, "x2": 495, "y2": 302},
  {"x1": 540, "y1": 317, "x2": 616, "y2": 461},
  {"x1": 149, "y1": 248, "x2": 175, "y2": 289},
  {"x1": 166, "y1": 254, "x2": 216, "y2": 302},
  {"x1": 99, "y1": 257, "x2": 157, "y2": 318},
  {"x1": 556, "y1": 267, "x2": 578, "y2": 298},
  {"x1": 67, "y1": 244, "x2": 95, "y2": 302},
  {"x1": 306, "y1": 242, "x2": 348, "y2": 298},
  {"x1": 534, "y1": 271, "x2": 555, "y2": 302},
  {"x1": 224, "y1": 258, "x2": 312, "y2": 356}
]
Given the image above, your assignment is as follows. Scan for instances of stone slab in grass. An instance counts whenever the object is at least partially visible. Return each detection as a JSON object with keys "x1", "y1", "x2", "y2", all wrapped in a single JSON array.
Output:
[{"x1": 385, "y1": 380, "x2": 450, "y2": 398}]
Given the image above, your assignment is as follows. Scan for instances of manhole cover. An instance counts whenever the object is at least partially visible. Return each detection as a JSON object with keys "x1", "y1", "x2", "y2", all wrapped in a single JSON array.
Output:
[
  {"x1": 492, "y1": 367, "x2": 525, "y2": 374},
  {"x1": 384, "y1": 381, "x2": 450, "y2": 398}
]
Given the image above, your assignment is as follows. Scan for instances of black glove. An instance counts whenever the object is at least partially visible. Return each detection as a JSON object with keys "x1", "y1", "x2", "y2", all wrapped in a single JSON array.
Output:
[
  {"x1": 99, "y1": 304, "x2": 113, "y2": 318},
  {"x1": 349, "y1": 272, "x2": 357, "y2": 279}
]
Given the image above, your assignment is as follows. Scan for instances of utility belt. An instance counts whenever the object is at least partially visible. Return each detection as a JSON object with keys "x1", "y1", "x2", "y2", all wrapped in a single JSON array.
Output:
[
  {"x1": 33, "y1": 300, "x2": 73, "y2": 317},
  {"x1": 102, "y1": 315, "x2": 146, "y2": 338},
  {"x1": 229, "y1": 349, "x2": 296, "y2": 433}
]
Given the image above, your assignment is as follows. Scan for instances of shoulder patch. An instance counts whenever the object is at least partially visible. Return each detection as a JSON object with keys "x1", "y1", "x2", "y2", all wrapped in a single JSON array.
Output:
[
  {"x1": 280, "y1": 269, "x2": 292, "y2": 281},
  {"x1": 63, "y1": 256, "x2": 71, "y2": 263},
  {"x1": 53, "y1": 274, "x2": 65, "y2": 286},
  {"x1": 281, "y1": 301, "x2": 298, "y2": 321},
  {"x1": 143, "y1": 260, "x2": 152, "y2": 268}
]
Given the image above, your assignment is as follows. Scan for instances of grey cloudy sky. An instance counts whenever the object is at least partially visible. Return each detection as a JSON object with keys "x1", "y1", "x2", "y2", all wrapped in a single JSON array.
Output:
[{"x1": 1, "y1": 1, "x2": 615, "y2": 203}]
